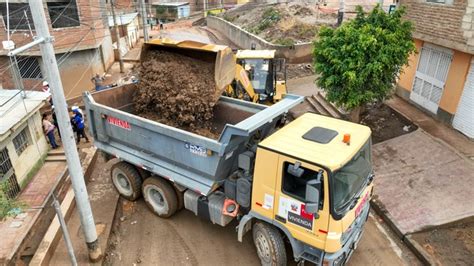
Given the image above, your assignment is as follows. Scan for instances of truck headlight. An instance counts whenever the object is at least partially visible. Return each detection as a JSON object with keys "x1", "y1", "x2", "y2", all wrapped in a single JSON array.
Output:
[
  {"x1": 340, "y1": 221, "x2": 355, "y2": 244},
  {"x1": 333, "y1": 252, "x2": 346, "y2": 266}
]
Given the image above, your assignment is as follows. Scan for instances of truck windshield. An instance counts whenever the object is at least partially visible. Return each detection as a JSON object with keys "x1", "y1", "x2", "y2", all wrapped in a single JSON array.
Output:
[
  {"x1": 332, "y1": 140, "x2": 372, "y2": 214},
  {"x1": 240, "y1": 59, "x2": 271, "y2": 94}
]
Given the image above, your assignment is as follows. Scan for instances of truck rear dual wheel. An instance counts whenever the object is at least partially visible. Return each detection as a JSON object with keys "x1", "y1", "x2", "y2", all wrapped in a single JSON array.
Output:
[
  {"x1": 253, "y1": 222, "x2": 287, "y2": 266},
  {"x1": 111, "y1": 162, "x2": 142, "y2": 201},
  {"x1": 142, "y1": 177, "x2": 178, "y2": 218}
]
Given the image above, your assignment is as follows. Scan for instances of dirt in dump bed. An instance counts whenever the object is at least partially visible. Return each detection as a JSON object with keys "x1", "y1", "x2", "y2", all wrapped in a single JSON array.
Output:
[{"x1": 134, "y1": 50, "x2": 222, "y2": 137}]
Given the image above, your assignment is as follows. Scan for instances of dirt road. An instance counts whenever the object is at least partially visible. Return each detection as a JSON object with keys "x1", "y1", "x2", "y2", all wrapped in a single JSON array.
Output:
[{"x1": 105, "y1": 198, "x2": 419, "y2": 266}]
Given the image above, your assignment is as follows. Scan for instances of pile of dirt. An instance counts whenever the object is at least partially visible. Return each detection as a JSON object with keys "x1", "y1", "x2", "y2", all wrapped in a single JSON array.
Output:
[
  {"x1": 220, "y1": 3, "x2": 337, "y2": 44},
  {"x1": 286, "y1": 63, "x2": 314, "y2": 79},
  {"x1": 134, "y1": 50, "x2": 221, "y2": 138},
  {"x1": 360, "y1": 103, "x2": 417, "y2": 144}
]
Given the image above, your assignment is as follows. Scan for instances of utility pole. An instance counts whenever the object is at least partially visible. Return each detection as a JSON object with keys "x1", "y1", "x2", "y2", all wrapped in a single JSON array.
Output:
[
  {"x1": 28, "y1": 0, "x2": 102, "y2": 262},
  {"x1": 139, "y1": 0, "x2": 149, "y2": 42},
  {"x1": 337, "y1": 0, "x2": 344, "y2": 26},
  {"x1": 111, "y1": 0, "x2": 124, "y2": 73}
]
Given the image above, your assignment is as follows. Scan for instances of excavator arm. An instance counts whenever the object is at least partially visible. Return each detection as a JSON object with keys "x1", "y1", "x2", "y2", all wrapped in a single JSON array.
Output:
[{"x1": 226, "y1": 64, "x2": 259, "y2": 103}]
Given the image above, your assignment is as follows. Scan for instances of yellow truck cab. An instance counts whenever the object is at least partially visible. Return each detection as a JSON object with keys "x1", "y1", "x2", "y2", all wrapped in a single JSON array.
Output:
[{"x1": 238, "y1": 113, "x2": 374, "y2": 265}]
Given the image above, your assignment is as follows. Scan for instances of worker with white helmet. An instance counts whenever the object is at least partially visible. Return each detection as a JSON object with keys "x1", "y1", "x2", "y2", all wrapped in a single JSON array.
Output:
[{"x1": 42, "y1": 80, "x2": 53, "y2": 105}]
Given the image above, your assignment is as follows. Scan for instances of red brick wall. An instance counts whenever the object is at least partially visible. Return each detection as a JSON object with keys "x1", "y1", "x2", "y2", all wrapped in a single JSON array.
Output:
[
  {"x1": 400, "y1": 0, "x2": 468, "y2": 50},
  {"x1": 0, "y1": 0, "x2": 110, "y2": 55}
]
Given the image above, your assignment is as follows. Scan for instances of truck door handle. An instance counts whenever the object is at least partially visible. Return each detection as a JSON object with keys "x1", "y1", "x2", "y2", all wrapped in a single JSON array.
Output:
[{"x1": 275, "y1": 215, "x2": 286, "y2": 223}]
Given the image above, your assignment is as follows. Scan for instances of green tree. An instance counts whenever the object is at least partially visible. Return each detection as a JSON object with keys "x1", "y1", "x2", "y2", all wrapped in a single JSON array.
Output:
[{"x1": 313, "y1": 5, "x2": 415, "y2": 122}]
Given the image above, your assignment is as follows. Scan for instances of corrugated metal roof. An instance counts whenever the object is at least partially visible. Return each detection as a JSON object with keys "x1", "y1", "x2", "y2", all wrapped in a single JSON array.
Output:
[
  {"x1": 0, "y1": 89, "x2": 49, "y2": 137},
  {"x1": 108, "y1": 12, "x2": 139, "y2": 27}
]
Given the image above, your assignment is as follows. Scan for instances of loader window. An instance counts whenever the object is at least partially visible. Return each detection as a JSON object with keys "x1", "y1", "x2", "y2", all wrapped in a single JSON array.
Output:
[
  {"x1": 282, "y1": 162, "x2": 323, "y2": 203},
  {"x1": 240, "y1": 59, "x2": 272, "y2": 94}
]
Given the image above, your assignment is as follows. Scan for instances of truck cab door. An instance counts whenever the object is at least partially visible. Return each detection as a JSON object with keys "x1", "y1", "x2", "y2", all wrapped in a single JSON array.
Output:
[{"x1": 273, "y1": 155, "x2": 330, "y2": 250}]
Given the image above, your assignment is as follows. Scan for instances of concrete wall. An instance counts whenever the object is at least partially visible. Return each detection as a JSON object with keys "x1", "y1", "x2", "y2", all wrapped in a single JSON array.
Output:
[
  {"x1": 439, "y1": 50, "x2": 471, "y2": 114},
  {"x1": 0, "y1": 42, "x2": 114, "y2": 99},
  {"x1": 397, "y1": 38, "x2": 472, "y2": 124},
  {"x1": 0, "y1": 110, "x2": 49, "y2": 186},
  {"x1": 206, "y1": 16, "x2": 313, "y2": 63},
  {"x1": 398, "y1": 39, "x2": 423, "y2": 93}
]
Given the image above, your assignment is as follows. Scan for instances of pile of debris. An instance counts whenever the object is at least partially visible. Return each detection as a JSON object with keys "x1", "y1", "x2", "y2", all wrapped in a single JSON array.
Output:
[{"x1": 133, "y1": 50, "x2": 221, "y2": 138}]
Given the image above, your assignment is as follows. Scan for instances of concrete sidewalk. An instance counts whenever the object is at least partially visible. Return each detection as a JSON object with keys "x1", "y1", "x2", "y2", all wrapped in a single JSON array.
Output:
[
  {"x1": 49, "y1": 155, "x2": 119, "y2": 265},
  {"x1": 0, "y1": 160, "x2": 66, "y2": 264},
  {"x1": 386, "y1": 96, "x2": 474, "y2": 159},
  {"x1": 373, "y1": 129, "x2": 474, "y2": 235}
]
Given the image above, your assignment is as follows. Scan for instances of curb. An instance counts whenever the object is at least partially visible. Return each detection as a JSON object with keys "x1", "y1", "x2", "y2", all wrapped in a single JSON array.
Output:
[
  {"x1": 29, "y1": 148, "x2": 99, "y2": 265},
  {"x1": 370, "y1": 198, "x2": 434, "y2": 266}
]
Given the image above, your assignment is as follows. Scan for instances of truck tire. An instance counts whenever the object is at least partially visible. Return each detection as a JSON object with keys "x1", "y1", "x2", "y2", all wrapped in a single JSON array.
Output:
[
  {"x1": 142, "y1": 177, "x2": 178, "y2": 218},
  {"x1": 253, "y1": 222, "x2": 287, "y2": 266},
  {"x1": 174, "y1": 186, "x2": 185, "y2": 210},
  {"x1": 111, "y1": 162, "x2": 142, "y2": 201}
]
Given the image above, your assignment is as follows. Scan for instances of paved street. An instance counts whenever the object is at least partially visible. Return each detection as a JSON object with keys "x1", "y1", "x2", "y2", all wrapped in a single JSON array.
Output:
[
  {"x1": 373, "y1": 129, "x2": 474, "y2": 234},
  {"x1": 105, "y1": 199, "x2": 419, "y2": 266}
]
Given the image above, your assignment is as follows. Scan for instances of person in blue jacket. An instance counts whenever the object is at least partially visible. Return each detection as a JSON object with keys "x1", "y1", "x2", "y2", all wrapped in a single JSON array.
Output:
[{"x1": 72, "y1": 108, "x2": 89, "y2": 144}]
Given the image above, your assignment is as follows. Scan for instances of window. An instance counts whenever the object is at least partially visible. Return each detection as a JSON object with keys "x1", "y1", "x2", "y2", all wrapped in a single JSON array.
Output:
[
  {"x1": 282, "y1": 162, "x2": 322, "y2": 202},
  {"x1": 13, "y1": 127, "x2": 31, "y2": 156},
  {"x1": 0, "y1": 3, "x2": 33, "y2": 31},
  {"x1": 17, "y1": 56, "x2": 42, "y2": 79},
  {"x1": 426, "y1": 0, "x2": 453, "y2": 4},
  {"x1": 47, "y1": 1, "x2": 80, "y2": 28},
  {"x1": 0, "y1": 147, "x2": 20, "y2": 199}
]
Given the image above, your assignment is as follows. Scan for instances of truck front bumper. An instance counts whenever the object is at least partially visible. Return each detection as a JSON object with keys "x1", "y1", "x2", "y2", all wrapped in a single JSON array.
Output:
[{"x1": 320, "y1": 204, "x2": 370, "y2": 266}]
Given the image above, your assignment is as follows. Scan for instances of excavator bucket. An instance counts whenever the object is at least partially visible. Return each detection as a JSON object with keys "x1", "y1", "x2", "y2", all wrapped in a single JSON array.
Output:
[{"x1": 141, "y1": 38, "x2": 236, "y2": 96}]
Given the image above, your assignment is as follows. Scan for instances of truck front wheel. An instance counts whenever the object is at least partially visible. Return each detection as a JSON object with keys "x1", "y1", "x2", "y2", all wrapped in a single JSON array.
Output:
[
  {"x1": 142, "y1": 177, "x2": 178, "y2": 218},
  {"x1": 111, "y1": 162, "x2": 142, "y2": 201},
  {"x1": 253, "y1": 222, "x2": 287, "y2": 266}
]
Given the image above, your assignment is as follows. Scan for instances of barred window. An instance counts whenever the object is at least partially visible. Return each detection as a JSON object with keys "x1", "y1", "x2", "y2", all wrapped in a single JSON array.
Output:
[
  {"x1": 0, "y1": 3, "x2": 33, "y2": 31},
  {"x1": 17, "y1": 56, "x2": 42, "y2": 79},
  {"x1": 47, "y1": 1, "x2": 80, "y2": 29},
  {"x1": 13, "y1": 127, "x2": 31, "y2": 156}
]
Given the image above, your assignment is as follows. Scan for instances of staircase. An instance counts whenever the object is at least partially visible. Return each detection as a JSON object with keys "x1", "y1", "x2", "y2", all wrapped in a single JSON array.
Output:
[
  {"x1": 45, "y1": 149, "x2": 67, "y2": 162},
  {"x1": 305, "y1": 92, "x2": 343, "y2": 119}
]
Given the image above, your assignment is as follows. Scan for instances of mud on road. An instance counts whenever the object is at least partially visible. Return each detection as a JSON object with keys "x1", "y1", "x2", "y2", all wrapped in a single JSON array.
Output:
[
  {"x1": 134, "y1": 50, "x2": 221, "y2": 138},
  {"x1": 104, "y1": 198, "x2": 419, "y2": 266}
]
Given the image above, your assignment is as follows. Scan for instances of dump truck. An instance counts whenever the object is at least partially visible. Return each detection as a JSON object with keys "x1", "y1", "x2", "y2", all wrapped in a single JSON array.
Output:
[{"x1": 85, "y1": 84, "x2": 374, "y2": 265}]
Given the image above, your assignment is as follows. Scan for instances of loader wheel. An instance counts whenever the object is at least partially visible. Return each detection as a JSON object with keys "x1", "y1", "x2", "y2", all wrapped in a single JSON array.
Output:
[
  {"x1": 111, "y1": 162, "x2": 142, "y2": 201},
  {"x1": 142, "y1": 177, "x2": 178, "y2": 218},
  {"x1": 253, "y1": 222, "x2": 287, "y2": 266}
]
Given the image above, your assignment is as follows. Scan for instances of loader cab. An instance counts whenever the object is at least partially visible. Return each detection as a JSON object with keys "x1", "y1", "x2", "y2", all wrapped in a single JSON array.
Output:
[
  {"x1": 236, "y1": 50, "x2": 287, "y2": 103},
  {"x1": 250, "y1": 113, "x2": 373, "y2": 264}
]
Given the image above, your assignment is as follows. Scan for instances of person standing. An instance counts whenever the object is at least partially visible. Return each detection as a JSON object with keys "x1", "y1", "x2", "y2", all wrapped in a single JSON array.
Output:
[
  {"x1": 91, "y1": 73, "x2": 105, "y2": 91},
  {"x1": 42, "y1": 80, "x2": 53, "y2": 105},
  {"x1": 72, "y1": 108, "x2": 89, "y2": 143},
  {"x1": 42, "y1": 113, "x2": 59, "y2": 149},
  {"x1": 51, "y1": 106, "x2": 61, "y2": 139}
]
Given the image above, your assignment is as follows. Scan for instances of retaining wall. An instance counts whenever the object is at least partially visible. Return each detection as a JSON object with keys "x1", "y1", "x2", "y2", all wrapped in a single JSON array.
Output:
[{"x1": 206, "y1": 16, "x2": 312, "y2": 63}]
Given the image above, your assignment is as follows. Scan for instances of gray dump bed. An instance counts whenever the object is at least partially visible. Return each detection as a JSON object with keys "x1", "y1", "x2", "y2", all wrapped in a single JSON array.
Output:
[{"x1": 84, "y1": 85, "x2": 303, "y2": 195}]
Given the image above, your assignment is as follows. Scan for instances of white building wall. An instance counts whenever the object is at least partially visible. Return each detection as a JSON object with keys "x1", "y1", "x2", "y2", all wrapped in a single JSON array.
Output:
[{"x1": 2, "y1": 110, "x2": 49, "y2": 186}]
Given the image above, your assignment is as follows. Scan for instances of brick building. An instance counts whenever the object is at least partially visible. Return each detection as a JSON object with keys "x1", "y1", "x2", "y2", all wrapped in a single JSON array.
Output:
[
  {"x1": 0, "y1": 0, "x2": 115, "y2": 99},
  {"x1": 397, "y1": 0, "x2": 474, "y2": 138}
]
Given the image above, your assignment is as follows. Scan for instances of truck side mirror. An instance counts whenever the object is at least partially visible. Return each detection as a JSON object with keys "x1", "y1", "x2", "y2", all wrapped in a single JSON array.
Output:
[
  {"x1": 305, "y1": 171, "x2": 323, "y2": 215},
  {"x1": 305, "y1": 181, "x2": 320, "y2": 214},
  {"x1": 287, "y1": 161, "x2": 304, "y2": 178}
]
